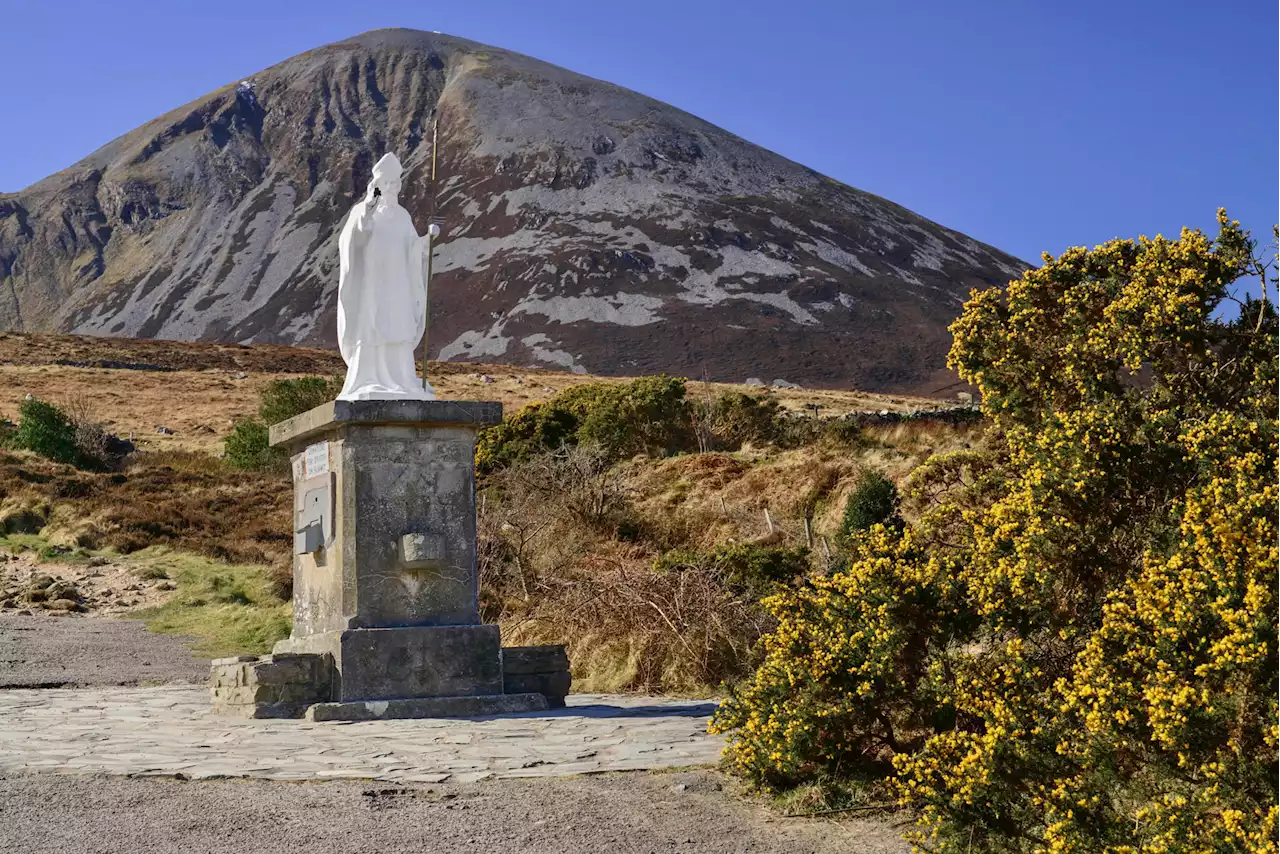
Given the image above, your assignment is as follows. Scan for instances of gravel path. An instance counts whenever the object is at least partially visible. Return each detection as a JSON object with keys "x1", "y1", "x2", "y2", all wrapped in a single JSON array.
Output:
[
  {"x1": 0, "y1": 771, "x2": 909, "y2": 854},
  {"x1": 0, "y1": 615, "x2": 207, "y2": 687}
]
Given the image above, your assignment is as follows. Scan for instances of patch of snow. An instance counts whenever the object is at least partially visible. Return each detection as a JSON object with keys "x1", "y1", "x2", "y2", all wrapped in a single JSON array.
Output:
[
  {"x1": 236, "y1": 80, "x2": 258, "y2": 107},
  {"x1": 768, "y1": 216, "x2": 806, "y2": 236},
  {"x1": 521, "y1": 333, "x2": 589, "y2": 373},
  {"x1": 438, "y1": 319, "x2": 511, "y2": 361},
  {"x1": 794, "y1": 237, "x2": 876, "y2": 277},
  {"x1": 512, "y1": 292, "x2": 664, "y2": 326}
]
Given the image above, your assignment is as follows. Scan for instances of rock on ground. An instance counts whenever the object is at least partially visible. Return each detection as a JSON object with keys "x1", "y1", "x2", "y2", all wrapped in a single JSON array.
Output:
[
  {"x1": 0, "y1": 552, "x2": 177, "y2": 616},
  {"x1": 0, "y1": 615, "x2": 207, "y2": 687},
  {"x1": 0, "y1": 771, "x2": 910, "y2": 854}
]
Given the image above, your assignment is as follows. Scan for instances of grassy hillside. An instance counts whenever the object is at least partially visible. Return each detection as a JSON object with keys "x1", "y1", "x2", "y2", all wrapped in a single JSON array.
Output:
[{"x1": 0, "y1": 333, "x2": 952, "y2": 454}]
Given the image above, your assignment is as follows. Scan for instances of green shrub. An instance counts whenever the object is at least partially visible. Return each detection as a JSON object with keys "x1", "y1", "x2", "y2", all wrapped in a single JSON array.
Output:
[
  {"x1": 478, "y1": 376, "x2": 694, "y2": 474},
  {"x1": 704, "y1": 391, "x2": 783, "y2": 448},
  {"x1": 656, "y1": 542, "x2": 810, "y2": 596},
  {"x1": 565, "y1": 375, "x2": 693, "y2": 459},
  {"x1": 821, "y1": 418, "x2": 867, "y2": 448},
  {"x1": 13, "y1": 398, "x2": 81, "y2": 466},
  {"x1": 257, "y1": 376, "x2": 343, "y2": 426},
  {"x1": 223, "y1": 376, "x2": 342, "y2": 471},
  {"x1": 223, "y1": 418, "x2": 276, "y2": 471},
  {"x1": 837, "y1": 470, "x2": 901, "y2": 540},
  {"x1": 477, "y1": 402, "x2": 579, "y2": 475}
]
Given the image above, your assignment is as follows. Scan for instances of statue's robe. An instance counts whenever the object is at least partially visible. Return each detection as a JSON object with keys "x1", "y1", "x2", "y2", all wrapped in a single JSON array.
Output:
[{"x1": 336, "y1": 198, "x2": 431, "y2": 400}]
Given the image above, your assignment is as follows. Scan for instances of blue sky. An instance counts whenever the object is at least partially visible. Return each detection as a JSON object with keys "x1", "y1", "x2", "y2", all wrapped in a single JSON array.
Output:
[{"x1": 3, "y1": 0, "x2": 1276, "y2": 269}]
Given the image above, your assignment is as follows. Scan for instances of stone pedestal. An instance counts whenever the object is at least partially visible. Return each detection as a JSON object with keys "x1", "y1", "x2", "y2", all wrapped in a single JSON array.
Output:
[{"x1": 209, "y1": 399, "x2": 569, "y2": 721}]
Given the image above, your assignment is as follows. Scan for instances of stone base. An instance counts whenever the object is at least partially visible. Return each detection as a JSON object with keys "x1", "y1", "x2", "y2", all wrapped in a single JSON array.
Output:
[
  {"x1": 502, "y1": 645, "x2": 572, "y2": 708},
  {"x1": 276, "y1": 625, "x2": 503, "y2": 701},
  {"x1": 211, "y1": 638, "x2": 572, "y2": 721},
  {"x1": 210, "y1": 653, "x2": 331, "y2": 719},
  {"x1": 305, "y1": 692, "x2": 549, "y2": 722}
]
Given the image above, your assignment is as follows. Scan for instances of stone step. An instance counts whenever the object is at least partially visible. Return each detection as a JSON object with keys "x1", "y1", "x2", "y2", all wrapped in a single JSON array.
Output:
[{"x1": 305, "y1": 692, "x2": 549, "y2": 722}]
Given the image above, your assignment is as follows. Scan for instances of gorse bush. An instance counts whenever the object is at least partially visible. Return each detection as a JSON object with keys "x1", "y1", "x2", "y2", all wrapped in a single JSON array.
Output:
[
  {"x1": 224, "y1": 376, "x2": 342, "y2": 471},
  {"x1": 713, "y1": 212, "x2": 1278, "y2": 853}
]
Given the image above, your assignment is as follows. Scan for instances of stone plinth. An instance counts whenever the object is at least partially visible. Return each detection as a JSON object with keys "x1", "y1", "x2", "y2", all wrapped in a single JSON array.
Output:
[
  {"x1": 269, "y1": 399, "x2": 503, "y2": 635},
  {"x1": 207, "y1": 399, "x2": 570, "y2": 721}
]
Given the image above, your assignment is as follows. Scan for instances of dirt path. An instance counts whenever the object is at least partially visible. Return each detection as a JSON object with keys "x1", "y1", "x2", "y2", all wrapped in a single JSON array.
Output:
[
  {"x1": 0, "y1": 771, "x2": 909, "y2": 854},
  {"x1": 0, "y1": 614, "x2": 207, "y2": 687}
]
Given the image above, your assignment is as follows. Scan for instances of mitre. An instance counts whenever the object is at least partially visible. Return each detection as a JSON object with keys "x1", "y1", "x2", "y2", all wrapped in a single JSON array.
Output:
[{"x1": 372, "y1": 152, "x2": 403, "y2": 181}]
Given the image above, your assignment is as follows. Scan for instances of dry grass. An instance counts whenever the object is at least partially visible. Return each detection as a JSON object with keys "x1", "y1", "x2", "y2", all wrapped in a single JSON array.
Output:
[
  {"x1": 0, "y1": 449, "x2": 292, "y2": 585},
  {"x1": 478, "y1": 424, "x2": 981, "y2": 694},
  {"x1": 0, "y1": 334, "x2": 945, "y2": 455}
]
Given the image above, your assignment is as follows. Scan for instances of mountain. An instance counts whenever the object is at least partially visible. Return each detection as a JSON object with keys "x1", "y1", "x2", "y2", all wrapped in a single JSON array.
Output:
[{"x1": 0, "y1": 28, "x2": 1026, "y2": 392}]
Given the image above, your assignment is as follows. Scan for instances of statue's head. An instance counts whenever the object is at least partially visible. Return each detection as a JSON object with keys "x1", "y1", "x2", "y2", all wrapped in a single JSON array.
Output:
[{"x1": 370, "y1": 152, "x2": 404, "y2": 201}]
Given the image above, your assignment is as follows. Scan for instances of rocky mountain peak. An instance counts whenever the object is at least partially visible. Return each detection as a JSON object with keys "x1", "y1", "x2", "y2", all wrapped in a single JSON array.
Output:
[{"x1": 0, "y1": 28, "x2": 1026, "y2": 392}]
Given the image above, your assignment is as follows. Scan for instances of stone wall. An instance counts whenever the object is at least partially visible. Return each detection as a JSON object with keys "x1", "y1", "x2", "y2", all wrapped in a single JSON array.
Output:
[
  {"x1": 210, "y1": 653, "x2": 332, "y2": 719},
  {"x1": 503, "y1": 645, "x2": 571, "y2": 708}
]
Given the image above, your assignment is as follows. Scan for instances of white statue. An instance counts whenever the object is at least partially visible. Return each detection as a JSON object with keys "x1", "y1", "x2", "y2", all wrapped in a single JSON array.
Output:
[{"x1": 336, "y1": 152, "x2": 435, "y2": 401}]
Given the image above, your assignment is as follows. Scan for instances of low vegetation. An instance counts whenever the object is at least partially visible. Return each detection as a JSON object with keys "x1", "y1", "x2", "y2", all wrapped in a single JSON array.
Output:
[
  {"x1": 1, "y1": 372, "x2": 974, "y2": 696},
  {"x1": 712, "y1": 213, "x2": 1278, "y2": 852},
  {"x1": 476, "y1": 375, "x2": 878, "y2": 476},
  {"x1": 129, "y1": 547, "x2": 291, "y2": 657},
  {"x1": 836, "y1": 469, "x2": 901, "y2": 539},
  {"x1": 0, "y1": 447, "x2": 291, "y2": 590},
  {"x1": 224, "y1": 376, "x2": 342, "y2": 470},
  {"x1": 2, "y1": 396, "x2": 121, "y2": 470}
]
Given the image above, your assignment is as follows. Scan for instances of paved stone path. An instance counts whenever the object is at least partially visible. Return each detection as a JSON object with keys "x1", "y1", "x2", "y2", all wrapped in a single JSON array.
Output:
[{"x1": 0, "y1": 686, "x2": 724, "y2": 783}]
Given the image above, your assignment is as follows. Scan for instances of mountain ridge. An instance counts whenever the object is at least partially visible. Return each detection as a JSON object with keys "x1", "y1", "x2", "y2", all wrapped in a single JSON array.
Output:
[{"x1": 0, "y1": 28, "x2": 1026, "y2": 392}]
